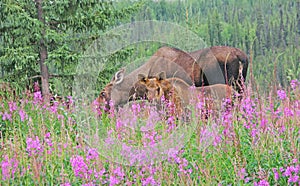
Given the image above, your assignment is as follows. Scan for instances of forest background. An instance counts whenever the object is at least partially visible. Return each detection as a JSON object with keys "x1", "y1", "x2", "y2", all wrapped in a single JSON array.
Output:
[{"x1": 1, "y1": 0, "x2": 299, "y2": 98}]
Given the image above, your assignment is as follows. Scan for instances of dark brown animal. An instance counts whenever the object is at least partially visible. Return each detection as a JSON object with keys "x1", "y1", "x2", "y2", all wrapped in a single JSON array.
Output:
[
  {"x1": 152, "y1": 45, "x2": 249, "y2": 90},
  {"x1": 97, "y1": 45, "x2": 248, "y2": 109},
  {"x1": 190, "y1": 46, "x2": 249, "y2": 92},
  {"x1": 129, "y1": 46, "x2": 248, "y2": 101}
]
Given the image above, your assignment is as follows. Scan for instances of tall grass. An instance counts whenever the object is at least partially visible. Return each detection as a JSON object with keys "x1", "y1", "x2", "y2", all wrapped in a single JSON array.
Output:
[{"x1": 0, "y1": 79, "x2": 299, "y2": 185}]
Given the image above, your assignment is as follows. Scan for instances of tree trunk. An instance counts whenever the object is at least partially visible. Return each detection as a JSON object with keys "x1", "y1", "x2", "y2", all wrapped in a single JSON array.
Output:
[
  {"x1": 297, "y1": 2, "x2": 300, "y2": 46},
  {"x1": 35, "y1": 0, "x2": 50, "y2": 103}
]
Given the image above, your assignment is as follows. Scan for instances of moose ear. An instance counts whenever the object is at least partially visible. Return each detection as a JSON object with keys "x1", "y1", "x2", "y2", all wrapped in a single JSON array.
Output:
[
  {"x1": 138, "y1": 74, "x2": 147, "y2": 83},
  {"x1": 111, "y1": 68, "x2": 125, "y2": 85},
  {"x1": 157, "y1": 71, "x2": 166, "y2": 80}
]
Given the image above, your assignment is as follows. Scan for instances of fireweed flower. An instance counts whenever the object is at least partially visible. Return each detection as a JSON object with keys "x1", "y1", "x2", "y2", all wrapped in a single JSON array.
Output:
[
  {"x1": 167, "y1": 115, "x2": 176, "y2": 132},
  {"x1": 67, "y1": 96, "x2": 73, "y2": 106},
  {"x1": 8, "y1": 101, "x2": 17, "y2": 113},
  {"x1": 167, "y1": 147, "x2": 179, "y2": 162},
  {"x1": 113, "y1": 166, "x2": 125, "y2": 178},
  {"x1": 143, "y1": 108, "x2": 161, "y2": 132},
  {"x1": 91, "y1": 99, "x2": 102, "y2": 116},
  {"x1": 238, "y1": 168, "x2": 247, "y2": 181},
  {"x1": 49, "y1": 101, "x2": 59, "y2": 114},
  {"x1": 1, "y1": 155, "x2": 19, "y2": 181},
  {"x1": 2, "y1": 112, "x2": 12, "y2": 121},
  {"x1": 34, "y1": 81, "x2": 40, "y2": 91},
  {"x1": 86, "y1": 148, "x2": 99, "y2": 161},
  {"x1": 115, "y1": 118, "x2": 123, "y2": 131},
  {"x1": 104, "y1": 130, "x2": 115, "y2": 146},
  {"x1": 44, "y1": 132, "x2": 54, "y2": 154},
  {"x1": 70, "y1": 155, "x2": 89, "y2": 179},
  {"x1": 199, "y1": 124, "x2": 219, "y2": 148},
  {"x1": 18, "y1": 109, "x2": 27, "y2": 122},
  {"x1": 142, "y1": 176, "x2": 158, "y2": 186},
  {"x1": 33, "y1": 91, "x2": 43, "y2": 105},
  {"x1": 294, "y1": 100, "x2": 300, "y2": 117},
  {"x1": 109, "y1": 175, "x2": 120, "y2": 186},
  {"x1": 240, "y1": 97, "x2": 262, "y2": 140},
  {"x1": 260, "y1": 117, "x2": 268, "y2": 130},
  {"x1": 284, "y1": 107, "x2": 294, "y2": 117},
  {"x1": 284, "y1": 165, "x2": 300, "y2": 183},
  {"x1": 290, "y1": 79, "x2": 299, "y2": 90},
  {"x1": 109, "y1": 167, "x2": 126, "y2": 186},
  {"x1": 142, "y1": 131, "x2": 158, "y2": 147},
  {"x1": 94, "y1": 168, "x2": 106, "y2": 180},
  {"x1": 272, "y1": 168, "x2": 279, "y2": 181},
  {"x1": 277, "y1": 90, "x2": 287, "y2": 100},
  {"x1": 26, "y1": 136, "x2": 44, "y2": 156},
  {"x1": 131, "y1": 102, "x2": 141, "y2": 114},
  {"x1": 254, "y1": 179, "x2": 270, "y2": 186}
]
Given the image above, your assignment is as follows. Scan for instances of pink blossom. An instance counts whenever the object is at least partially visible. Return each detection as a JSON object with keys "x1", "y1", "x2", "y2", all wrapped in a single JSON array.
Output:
[
  {"x1": 49, "y1": 101, "x2": 59, "y2": 114},
  {"x1": 26, "y1": 136, "x2": 44, "y2": 156},
  {"x1": 86, "y1": 148, "x2": 99, "y2": 161},
  {"x1": 290, "y1": 79, "x2": 299, "y2": 90},
  {"x1": 2, "y1": 112, "x2": 12, "y2": 121},
  {"x1": 33, "y1": 91, "x2": 43, "y2": 105},
  {"x1": 19, "y1": 109, "x2": 27, "y2": 122},
  {"x1": 44, "y1": 132, "x2": 53, "y2": 154},
  {"x1": 272, "y1": 168, "x2": 279, "y2": 181},
  {"x1": 277, "y1": 90, "x2": 286, "y2": 100},
  {"x1": 1, "y1": 155, "x2": 19, "y2": 180},
  {"x1": 238, "y1": 168, "x2": 247, "y2": 180},
  {"x1": 254, "y1": 179, "x2": 269, "y2": 186},
  {"x1": 34, "y1": 81, "x2": 40, "y2": 92},
  {"x1": 67, "y1": 96, "x2": 73, "y2": 105},
  {"x1": 284, "y1": 107, "x2": 294, "y2": 117},
  {"x1": 8, "y1": 101, "x2": 17, "y2": 113},
  {"x1": 109, "y1": 175, "x2": 120, "y2": 186},
  {"x1": 70, "y1": 155, "x2": 88, "y2": 179},
  {"x1": 142, "y1": 176, "x2": 158, "y2": 186},
  {"x1": 113, "y1": 166, "x2": 125, "y2": 178}
]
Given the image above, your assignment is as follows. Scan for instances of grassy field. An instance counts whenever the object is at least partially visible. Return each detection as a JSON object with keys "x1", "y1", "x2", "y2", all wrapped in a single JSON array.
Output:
[{"x1": 0, "y1": 79, "x2": 299, "y2": 185}]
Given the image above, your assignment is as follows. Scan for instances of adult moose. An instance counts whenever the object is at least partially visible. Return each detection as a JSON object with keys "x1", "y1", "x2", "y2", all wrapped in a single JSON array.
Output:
[
  {"x1": 149, "y1": 45, "x2": 249, "y2": 89},
  {"x1": 190, "y1": 46, "x2": 249, "y2": 92},
  {"x1": 128, "y1": 45, "x2": 248, "y2": 102},
  {"x1": 95, "y1": 56, "x2": 194, "y2": 110},
  {"x1": 96, "y1": 45, "x2": 248, "y2": 110}
]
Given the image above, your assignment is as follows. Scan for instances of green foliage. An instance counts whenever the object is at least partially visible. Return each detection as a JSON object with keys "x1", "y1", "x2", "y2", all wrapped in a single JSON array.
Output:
[
  {"x1": 126, "y1": 0, "x2": 299, "y2": 90},
  {"x1": 1, "y1": 0, "x2": 299, "y2": 95},
  {"x1": 0, "y1": 0, "x2": 142, "y2": 95}
]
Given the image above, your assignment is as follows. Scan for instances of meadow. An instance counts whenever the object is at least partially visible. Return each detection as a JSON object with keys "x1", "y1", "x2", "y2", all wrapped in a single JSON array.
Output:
[
  {"x1": 1, "y1": 0, "x2": 299, "y2": 185},
  {"x1": 0, "y1": 78, "x2": 299, "y2": 185}
]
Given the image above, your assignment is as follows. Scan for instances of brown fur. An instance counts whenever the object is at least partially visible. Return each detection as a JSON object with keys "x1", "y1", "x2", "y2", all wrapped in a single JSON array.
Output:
[
  {"x1": 129, "y1": 46, "x2": 248, "y2": 101},
  {"x1": 138, "y1": 72, "x2": 183, "y2": 117},
  {"x1": 97, "y1": 45, "x2": 248, "y2": 110},
  {"x1": 190, "y1": 46, "x2": 249, "y2": 92},
  {"x1": 96, "y1": 53, "x2": 194, "y2": 110},
  {"x1": 152, "y1": 45, "x2": 249, "y2": 89},
  {"x1": 137, "y1": 72, "x2": 237, "y2": 116},
  {"x1": 153, "y1": 46, "x2": 202, "y2": 86}
]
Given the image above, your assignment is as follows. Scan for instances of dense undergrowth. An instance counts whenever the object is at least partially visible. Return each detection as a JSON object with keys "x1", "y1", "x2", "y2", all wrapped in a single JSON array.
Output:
[{"x1": 0, "y1": 80, "x2": 299, "y2": 185}]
